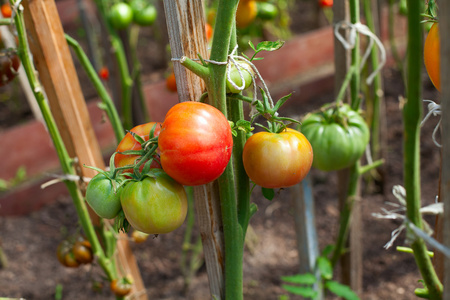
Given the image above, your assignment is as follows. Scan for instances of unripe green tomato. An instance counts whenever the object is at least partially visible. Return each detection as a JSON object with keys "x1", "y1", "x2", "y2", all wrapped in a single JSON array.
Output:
[
  {"x1": 120, "y1": 169, "x2": 188, "y2": 234},
  {"x1": 109, "y1": 3, "x2": 133, "y2": 30},
  {"x1": 300, "y1": 104, "x2": 369, "y2": 172},
  {"x1": 130, "y1": 0, "x2": 157, "y2": 26},
  {"x1": 85, "y1": 173, "x2": 122, "y2": 219},
  {"x1": 256, "y1": 2, "x2": 278, "y2": 20},
  {"x1": 226, "y1": 62, "x2": 254, "y2": 94}
]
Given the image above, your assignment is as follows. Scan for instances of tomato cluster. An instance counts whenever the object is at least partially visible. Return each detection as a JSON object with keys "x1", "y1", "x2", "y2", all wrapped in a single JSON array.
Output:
[
  {"x1": 57, "y1": 236, "x2": 93, "y2": 268},
  {"x1": 0, "y1": 53, "x2": 20, "y2": 87},
  {"x1": 85, "y1": 102, "x2": 234, "y2": 234},
  {"x1": 109, "y1": 0, "x2": 157, "y2": 30}
]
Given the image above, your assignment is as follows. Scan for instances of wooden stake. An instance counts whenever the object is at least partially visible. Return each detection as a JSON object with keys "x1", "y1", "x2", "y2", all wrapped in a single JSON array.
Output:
[
  {"x1": 163, "y1": 1, "x2": 225, "y2": 298},
  {"x1": 22, "y1": 0, "x2": 147, "y2": 298}
]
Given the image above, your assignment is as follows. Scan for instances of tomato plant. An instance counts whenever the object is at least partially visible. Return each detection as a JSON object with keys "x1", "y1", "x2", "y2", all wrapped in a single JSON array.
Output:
[
  {"x1": 114, "y1": 122, "x2": 162, "y2": 174},
  {"x1": 130, "y1": 0, "x2": 157, "y2": 26},
  {"x1": 166, "y1": 72, "x2": 177, "y2": 92},
  {"x1": 85, "y1": 172, "x2": 122, "y2": 219},
  {"x1": 424, "y1": 22, "x2": 440, "y2": 91},
  {"x1": 242, "y1": 128, "x2": 313, "y2": 188},
  {"x1": 226, "y1": 61, "x2": 254, "y2": 94},
  {"x1": 158, "y1": 102, "x2": 233, "y2": 186},
  {"x1": 256, "y1": 2, "x2": 278, "y2": 21},
  {"x1": 300, "y1": 104, "x2": 370, "y2": 171},
  {"x1": 1, "y1": 3, "x2": 11, "y2": 17},
  {"x1": 57, "y1": 240, "x2": 80, "y2": 268},
  {"x1": 236, "y1": 0, "x2": 257, "y2": 29},
  {"x1": 98, "y1": 66, "x2": 109, "y2": 80},
  {"x1": 120, "y1": 169, "x2": 188, "y2": 234},
  {"x1": 205, "y1": 23, "x2": 213, "y2": 42},
  {"x1": 109, "y1": 2, "x2": 133, "y2": 30},
  {"x1": 110, "y1": 276, "x2": 133, "y2": 297},
  {"x1": 319, "y1": 0, "x2": 333, "y2": 8},
  {"x1": 131, "y1": 230, "x2": 149, "y2": 243},
  {"x1": 72, "y1": 238, "x2": 94, "y2": 264}
]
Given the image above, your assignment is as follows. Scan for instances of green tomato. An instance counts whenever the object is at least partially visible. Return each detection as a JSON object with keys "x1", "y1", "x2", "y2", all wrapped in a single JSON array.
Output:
[
  {"x1": 130, "y1": 0, "x2": 157, "y2": 26},
  {"x1": 256, "y1": 2, "x2": 278, "y2": 21},
  {"x1": 109, "y1": 3, "x2": 133, "y2": 30},
  {"x1": 226, "y1": 61, "x2": 254, "y2": 94},
  {"x1": 85, "y1": 173, "x2": 122, "y2": 219},
  {"x1": 300, "y1": 104, "x2": 370, "y2": 172},
  {"x1": 120, "y1": 169, "x2": 188, "y2": 234}
]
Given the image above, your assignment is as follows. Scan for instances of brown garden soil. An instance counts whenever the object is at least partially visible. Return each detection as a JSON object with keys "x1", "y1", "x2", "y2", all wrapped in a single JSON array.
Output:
[{"x1": 0, "y1": 1, "x2": 444, "y2": 300}]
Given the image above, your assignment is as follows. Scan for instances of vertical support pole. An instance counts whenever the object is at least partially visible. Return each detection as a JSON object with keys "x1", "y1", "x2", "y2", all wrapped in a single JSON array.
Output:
[
  {"x1": 440, "y1": 0, "x2": 450, "y2": 297},
  {"x1": 21, "y1": 1, "x2": 147, "y2": 298},
  {"x1": 333, "y1": 0, "x2": 363, "y2": 294},
  {"x1": 291, "y1": 174, "x2": 322, "y2": 299},
  {"x1": 163, "y1": 1, "x2": 225, "y2": 298}
]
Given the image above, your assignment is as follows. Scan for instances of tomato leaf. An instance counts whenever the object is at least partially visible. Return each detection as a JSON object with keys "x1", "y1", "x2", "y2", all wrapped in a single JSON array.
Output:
[
  {"x1": 325, "y1": 280, "x2": 360, "y2": 300},
  {"x1": 256, "y1": 40, "x2": 285, "y2": 52},
  {"x1": 272, "y1": 93, "x2": 292, "y2": 113},
  {"x1": 321, "y1": 244, "x2": 334, "y2": 258},
  {"x1": 281, "y1": 284, "x2": 318, "y2": 298},
  {"x1": 281, "y1": 273, "x2": 317, "y2": 285},
  {"x1": 317, "y1": 256, "x2": 333, "y2": 280},
  {"x1": 261, "y1": 187, "x2": 275, "y2": 200}
]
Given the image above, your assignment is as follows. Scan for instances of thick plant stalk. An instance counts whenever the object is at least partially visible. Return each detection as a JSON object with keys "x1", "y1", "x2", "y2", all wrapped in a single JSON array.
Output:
[{"x1": 403, "y1": 0, "x2": 442, "y2": 298}]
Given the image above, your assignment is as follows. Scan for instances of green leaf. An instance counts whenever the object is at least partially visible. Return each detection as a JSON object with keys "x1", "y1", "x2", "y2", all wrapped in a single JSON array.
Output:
[
  {"x1": 0, "y1": 179, "x2": 8, "y2": 191},
  {"x1": 272, "y1": 93, "x2": 292, "y2": 113},
  {"x1": 317, "y1": 256, "x2": 333, "y2": 280},
  {"x1": 256, "y1": 40, "x2": 285, "y2": 52},
  {"x1": 321, "y1": 245, "x2": 334, "y2": 258},
  {"x1": 129, "y1": 130, "x2": 146, "y2": 144},
  {"x1": 325, "y1": 281, "x2": 360, "y2": 300},
  {"x1": 14, "y1": 166, "x2": 27, "y2": 182},
  {"x1": 235, "y1": 119, "x2": 254, "y2": 134},
  {"x1": 262, "y1": 187, "x2": 275, "y2": 200},
  {"x1": 248, "y1": 40, "x2": 257, "y2": 52},
  {"x1": 281, "y1": 285, "x2": 317, "y2": 298},
  {"x1": 281, "y1": 273, "x2": 317, "y2": 285}
]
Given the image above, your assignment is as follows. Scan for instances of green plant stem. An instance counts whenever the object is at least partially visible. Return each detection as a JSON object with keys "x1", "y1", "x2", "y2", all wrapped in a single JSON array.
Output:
[
  {"x1": 94, "y1": 0, "x2": 133, "y2": 130},
  {"x1": 65, "y1": 34, "x2": 125, "y2": 142},
  {"x1": 330, "y1": 163, "x2": 360, "y2": 268},
  {"x1": 404, "y1": 0, "x2": 442, "y2": 297},
  {"x1": 129, "y1": 25, "x2": 150, "y2": 123},
  {"x1": 209, "y1": 0, "x2": 244, "y2": 299},
  {"x1": 362, "y1": 0, "x2": 383, "y2": 161},
  {"x1": 388, "y1": 0, "x2": 404, "y2": 75},
  {"x1": 350, "y1": 0, "x2": 360, "y2": 111},
  {"x1": 336, "y1": 66, "x2": 356, "y2": 103},
  {"x1": 12, "y1": 1, "x2": 117, "y2": 281}
]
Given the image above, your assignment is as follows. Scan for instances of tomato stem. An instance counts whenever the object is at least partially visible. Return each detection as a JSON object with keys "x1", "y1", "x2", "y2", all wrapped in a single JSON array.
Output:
[
  {"x1": 65, "y1": 34, "x2": 125, "y2": 143},
  {"x1": 403, "y1": 0, "x2": 443, "y2": 297}
]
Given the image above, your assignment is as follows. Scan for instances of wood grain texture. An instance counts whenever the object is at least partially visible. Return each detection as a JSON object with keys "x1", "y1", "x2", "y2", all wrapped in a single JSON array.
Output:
[
  {"x1": 163, "y1": 1, "x2": 225, "y2": 298},
  {"x1": 22, "y1": 0, "x2": 147, "y2": 298}
]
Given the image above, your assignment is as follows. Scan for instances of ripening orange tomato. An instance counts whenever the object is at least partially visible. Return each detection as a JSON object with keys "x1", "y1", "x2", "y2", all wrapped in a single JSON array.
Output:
[
  {"x1": 166, "y1": 72, "x2": 177, "y2": 92},
  {"x1": 1, "y1": 3, "x2": 12, "y2": 18},
  {"x1": 424, "y1": 23, "x2": 440, "y2": 91},
  {"x1": 99, "y1": 66, "x2": 109, "y2": 80},
  {"x1": 205, "y1": 23, "x2": 213, "y2": 42},
  {"x1": 236, "y1": 0, "x2": 257, "y2": 29}
]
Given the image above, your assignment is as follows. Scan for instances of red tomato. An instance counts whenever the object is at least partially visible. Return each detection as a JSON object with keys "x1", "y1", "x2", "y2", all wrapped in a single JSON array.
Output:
[
  {"x1": 424, "y1": 23, "x2": 440, "y2": 91},
  {"x1": 242, "y1": 128, "x2": 313, "y2": 188},
  {"x1": 319, "y1": 0, "x2": 333, "y2": 7},
  {"x1": 114, "y1": 122, "x2": 162, "y2": 174},
  {"x1": 99, "y1": 66, "x2": 109, "y2": 80},
  {"x1": 158, "y1": 102, "x2": 233, "y2": 186},
  {"x1": 166, "y1": 72, "x2": 177, "y2": 92},
  {"x1": 1, "y1": 3, "x2": 11, "y2": 18},
  {"x1": 205, "y1": 23, "x2": 213, "y2": 41}
]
